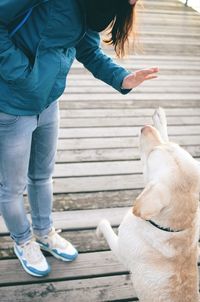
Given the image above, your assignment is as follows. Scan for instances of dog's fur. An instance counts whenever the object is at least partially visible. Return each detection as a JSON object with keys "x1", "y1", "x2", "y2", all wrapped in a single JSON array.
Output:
[{"x1": 97, "y1": 108, "x2": 200, "y2": 302}]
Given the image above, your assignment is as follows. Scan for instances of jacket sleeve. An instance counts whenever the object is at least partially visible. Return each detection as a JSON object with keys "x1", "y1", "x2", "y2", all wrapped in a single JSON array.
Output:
[
  {"x1": 75, "y1": 30, "x2": 132, "y2": 95},
  {"x1": 0, "y1": 0, "x2": 39, "y2": 82}
]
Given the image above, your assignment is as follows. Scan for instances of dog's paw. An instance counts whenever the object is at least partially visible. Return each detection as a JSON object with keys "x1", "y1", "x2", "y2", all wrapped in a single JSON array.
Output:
[
  {"x1": 152, "y1": 107, "x2": 167, "y2": 130},
  {"x1": 96, "y1": 219, "x2": 110, "y2": 239},
  {"x1": 96, "y1": 224, "x2": 102, "y2": 239},
  {"x1": 152, "y1": 107, "x2": 169, "y2": 141}
]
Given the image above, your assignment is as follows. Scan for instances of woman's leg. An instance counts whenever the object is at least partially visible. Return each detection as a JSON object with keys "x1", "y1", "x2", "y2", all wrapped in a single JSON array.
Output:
[
  {"x1": 27, "y1": 101, "x2": 78, "y2": 262},
  {"x1": 0, "y1": 112, "x2": 37, "y2": 245},
  {"x1": 27, "y1": 101, "x2": 59, "y2": 237}
]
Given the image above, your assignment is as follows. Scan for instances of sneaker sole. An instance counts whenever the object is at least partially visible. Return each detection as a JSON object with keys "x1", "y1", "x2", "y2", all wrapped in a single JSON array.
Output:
[
  {"x1": 14, "y1": 245, "x2": 50, "y2": 277},
  {"x1": 38, "y1": 243, "x2": 78, "y2": 262}
]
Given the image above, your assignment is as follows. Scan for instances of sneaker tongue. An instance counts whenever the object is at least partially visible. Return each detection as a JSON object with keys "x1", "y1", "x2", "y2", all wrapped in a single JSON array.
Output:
[
  {"x1": 46, "y1": 228, "x2": 68, "y2": 249},
  {"x1": 52, "y1": 234, "x2": 69, "y2": 249},
  {"x1": 24, "y1": 241, "x2": 43, "y2": 264}
]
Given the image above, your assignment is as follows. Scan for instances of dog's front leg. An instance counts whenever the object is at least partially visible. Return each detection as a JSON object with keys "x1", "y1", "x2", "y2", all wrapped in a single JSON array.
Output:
[
  {"x1": 97, "y1": 219, "x2": 120, "y2": 259},
  {"x1": 153, "y1": 107, "x2": 169, "y2": 142}
]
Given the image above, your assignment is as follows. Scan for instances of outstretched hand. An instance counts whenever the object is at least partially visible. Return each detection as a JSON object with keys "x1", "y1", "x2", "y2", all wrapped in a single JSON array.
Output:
[{"x1": 122, "y1": 67, "x2": 159, "y2": 90}]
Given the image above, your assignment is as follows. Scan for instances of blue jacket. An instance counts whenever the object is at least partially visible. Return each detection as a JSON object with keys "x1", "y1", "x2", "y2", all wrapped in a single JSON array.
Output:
[{"x1": 0, "y1": 0, "x2": 131, "y2": 115}]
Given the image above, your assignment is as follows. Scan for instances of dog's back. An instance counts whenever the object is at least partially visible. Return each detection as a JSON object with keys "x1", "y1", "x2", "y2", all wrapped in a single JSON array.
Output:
[
  {"x1": 118, "y1": 209, "x2": 199, "y2": 302},
  {"x1": 97, "y1": 108, "x2": 200, "y2": 302}
]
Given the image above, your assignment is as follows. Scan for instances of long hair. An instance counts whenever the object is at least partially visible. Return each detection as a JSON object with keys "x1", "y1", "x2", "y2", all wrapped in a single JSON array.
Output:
[{"x1": 104, "y1": 1, "x2": 139, "y2": 58}]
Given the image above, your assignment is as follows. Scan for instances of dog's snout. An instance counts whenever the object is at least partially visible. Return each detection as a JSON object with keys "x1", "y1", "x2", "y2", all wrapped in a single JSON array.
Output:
[{"x1": 141, "y1": 125, "x2": 153, "y2": 134}]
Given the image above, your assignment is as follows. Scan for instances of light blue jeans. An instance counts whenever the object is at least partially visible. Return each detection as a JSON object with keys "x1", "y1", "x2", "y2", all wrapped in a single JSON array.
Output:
[{"x1": 0, "y1": 101, "x2": 59, "y2": 245}]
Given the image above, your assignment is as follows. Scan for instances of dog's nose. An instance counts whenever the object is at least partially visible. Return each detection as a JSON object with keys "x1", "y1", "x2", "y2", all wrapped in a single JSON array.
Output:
[{"x1": 141, "y1": 125, "x2": 153, "y2": 133}]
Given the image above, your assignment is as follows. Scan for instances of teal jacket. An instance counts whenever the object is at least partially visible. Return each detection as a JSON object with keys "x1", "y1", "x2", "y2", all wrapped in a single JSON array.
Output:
[{"x1": 0, "y1": 0, "x2": 131, "y2": 116}]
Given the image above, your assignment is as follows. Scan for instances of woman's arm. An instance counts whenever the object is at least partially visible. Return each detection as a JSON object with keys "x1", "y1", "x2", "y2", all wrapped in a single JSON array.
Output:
[
  {"x1": 76, "y1": 29, "x2": 159, "y2": 94},
  {"x1": 75, "y1": 30, "x2": 132, "y2": 95}
]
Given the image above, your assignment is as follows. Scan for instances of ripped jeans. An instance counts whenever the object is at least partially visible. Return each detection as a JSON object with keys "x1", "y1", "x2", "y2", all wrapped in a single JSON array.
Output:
[{"x1": 0, "y1": 101, "x2": 59, "y2": 245}]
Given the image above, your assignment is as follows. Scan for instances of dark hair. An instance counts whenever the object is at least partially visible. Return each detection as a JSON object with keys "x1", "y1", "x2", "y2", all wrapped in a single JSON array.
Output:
[{"x1": 104, "y1": 1, "x2": 138, "y2": 58}]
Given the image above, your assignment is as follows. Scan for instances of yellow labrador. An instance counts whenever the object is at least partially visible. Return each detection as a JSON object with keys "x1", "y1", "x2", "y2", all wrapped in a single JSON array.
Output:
[{"x1": 97, "y1": 108, "x2": 200, "y2": 302}]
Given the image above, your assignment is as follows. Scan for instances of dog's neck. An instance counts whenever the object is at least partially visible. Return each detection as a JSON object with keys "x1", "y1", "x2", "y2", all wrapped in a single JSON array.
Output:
[{"x1": 147, "y1": 219, "x2": 184, "y2": 233}]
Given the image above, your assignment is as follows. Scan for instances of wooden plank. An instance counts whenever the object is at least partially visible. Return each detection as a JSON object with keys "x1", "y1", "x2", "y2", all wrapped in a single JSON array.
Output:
[
  {"x1": 65, "y1": 86, "x2": 200, "y2": 94},
  {"x1": 118, "y1": 57, "x2": 200, "y2": 66},
  {"x1": 60, "y1": 116, "x2": 200, "y2": 128},
  {"x1": 101, "y1": 46, "x2": 200, "y2": 56},
  {"x1": 133, "y1": 25, "x2": 200, "y2": 36},
  {"x1": 2, "y1": 221, "x2": 200, "y2": 258},
  {"x1": 117, "y1": 55, "x2": 200, "y2": 60},
  {"x1": 54, "y1": 161, "x2": 142, "y2": 178},
  {"x1": 139, "y1": 29, "x2": 200, "y2": 36},
  {"x1": 66, "y1": 82, "x2": 200, "y2": 90},
  {"x1": 56, "y1": 145, "x2": 200, "y2": 163},
  {"x1": 60, "y1": 93, "x2": 200, "y2": 102},
  {"x1": 54, "y1": 158, "x2": 200, "y2": 178},
  {"x1": 72, "y1": 61, "x2": 200, "y2": 70},
  {"x1": 71, "y1": 59, "x2": 200, "y2": 67},
  {"x1": 0, "y1": 275, "x2": 136, "y2": 302},
  {"x1": 50, "y1": 190, "x2": 140, "y2": 211},
  {"x1": 59, "y1": 100, "x2": 200, "y2": 110},
  {"x1": 58, "y1": 126, "x2": 200, "y2": 138},
  {"x1": 105, "y1": 56, "x2": 200, "y2": 62},
  {"x1": 60, "y1": 108, "x2": 200, "y2": 118},
  {"x1": 51, "y1": 207, "x2": 129, "y2": 230},
  {"x1": 67, "y1": 75, "x2": 200, "y2": 82},
  {"x1": 131, "y1": 21, "x2": 200, "y2": 30},
  {"x1": 67, "y1": 77, "x2": 200, "y2": 84},
  {"x1": 59, "y1": 108, "x2": 200, "y2": 118},
  {"x1": 0, "y1": 253, "x2": 199, "y2": 300},
  {"x1": 52, "y1": 174, "x2": 144, "y2": 194},
  {"x1": 67, "y1": 74, "x2": 200, "y2": 80},
  {"x1": 70, "y1": 67, "x2": 200, "y2": 75},
  {"x1": 146, "y1": 0, "x2": 182, "y2": 3},
  {"x1": 0, "y1": 207, "x2": 130, "y2": 234},
  {"x1": 138, "y1": 16, "x2": 200, "y2": 26},
  {"x1": 138, "y1": 13, "x2": 200, "y2": 22},
  {"x1": 57, "y1": 136, "x2": 200, "y2": 150},
  {"x1": 73, "y1": 60, "x2": 200, "y2": 69},
  {"x1": 2, "y1": 220, "x2": 200, "y2": 258},
  {"x1": 81, "y1": 52, "x2": 200, "y2": 60},
  {"x1": 0, "y1": 228, "x2": 119, "y2": 258},
  {"x1": 139, "y1": 9, "x2": 200, "y2": 16},
  {"x1": 143, "y1": 1, "x2": 188, "y2": 8},
  {"x1": 0, "y1": 251, "x2": 128, "y2": 286}
]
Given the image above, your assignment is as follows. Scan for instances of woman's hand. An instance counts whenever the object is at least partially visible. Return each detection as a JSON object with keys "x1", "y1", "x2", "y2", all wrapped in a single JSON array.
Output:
[{"x1": 122, "y1": 67, "x2": 159, "y2": 90}]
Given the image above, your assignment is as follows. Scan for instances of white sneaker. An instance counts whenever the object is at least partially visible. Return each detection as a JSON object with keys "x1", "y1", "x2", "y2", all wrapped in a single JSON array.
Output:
[
  {"x1": 36, "y1": 227, "x2": 78, "y2": 262},
  {"x1": 14, "y1": 240, "x2": 51, "y2": 277}
]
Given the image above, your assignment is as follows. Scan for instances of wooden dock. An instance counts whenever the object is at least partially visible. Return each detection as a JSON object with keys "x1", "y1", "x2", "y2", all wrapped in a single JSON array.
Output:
[{"x1": 0, "y1": 0, "x2": 200, "y2": 301}]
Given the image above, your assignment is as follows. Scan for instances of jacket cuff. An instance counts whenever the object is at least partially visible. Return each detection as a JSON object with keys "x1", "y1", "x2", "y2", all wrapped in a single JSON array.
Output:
[{"x1": 113, "y1": 69, "x2": 132, "y2": 95}]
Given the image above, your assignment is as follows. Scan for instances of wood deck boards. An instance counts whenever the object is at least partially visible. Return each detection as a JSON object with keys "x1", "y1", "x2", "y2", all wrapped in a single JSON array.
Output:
[{"x1": 0, "y1": 0, "x2": 200, "y2": 301}]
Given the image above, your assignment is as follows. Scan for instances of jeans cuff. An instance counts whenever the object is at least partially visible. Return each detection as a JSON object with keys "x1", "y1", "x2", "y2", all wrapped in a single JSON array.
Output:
[
  {"x1": 12, "y1": 232, "x2": 33, "y2": 246},
  {"x1": 33, "y1": 225, "x2": 52, "y2": 238}
]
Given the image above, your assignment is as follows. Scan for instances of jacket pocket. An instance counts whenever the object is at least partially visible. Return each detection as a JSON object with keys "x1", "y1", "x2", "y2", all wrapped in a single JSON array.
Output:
[
  {"x1": 47, "y1": 47, "x2": 75, "y2": 100},
  {"x1": 8, "y1": 48, "x2": 61, "y2": 107},
  {"x1": 8, "y1": 47, "x2": 40, "y2": 98}
]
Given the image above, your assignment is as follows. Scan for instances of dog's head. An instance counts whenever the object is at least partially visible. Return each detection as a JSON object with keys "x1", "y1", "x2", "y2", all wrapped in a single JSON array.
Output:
[{"x1": 133, "y1": 125, "x2": 200, "y2": 227}]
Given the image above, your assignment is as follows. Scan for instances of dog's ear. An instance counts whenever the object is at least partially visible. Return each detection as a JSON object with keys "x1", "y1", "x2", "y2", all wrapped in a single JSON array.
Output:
[{"x1": 132, "y1": 181, "x2": 170, "y2": 220}]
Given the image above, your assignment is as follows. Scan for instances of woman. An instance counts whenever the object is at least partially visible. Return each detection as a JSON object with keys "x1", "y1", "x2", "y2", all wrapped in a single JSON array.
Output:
[{"x1": 0, "y1": 0, "x2": 158, "y2": 277}]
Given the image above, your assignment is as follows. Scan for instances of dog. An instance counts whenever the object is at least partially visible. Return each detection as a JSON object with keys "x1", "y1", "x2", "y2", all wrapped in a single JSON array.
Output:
[{"x1": 97, "y1": 108, "x2": 200, "y2": 302}]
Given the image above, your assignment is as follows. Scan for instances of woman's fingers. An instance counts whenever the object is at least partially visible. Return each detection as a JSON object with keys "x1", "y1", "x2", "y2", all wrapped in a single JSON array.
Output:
[
  {"x1": 137, "y1": 67, "x2": 159, "y2": 77},
  {"x1": 122, "y1": 67, "x2": 159, "y2": 89},
  {"x1": 145, "y1": 75, "x2": 158, "y2": 81}
]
